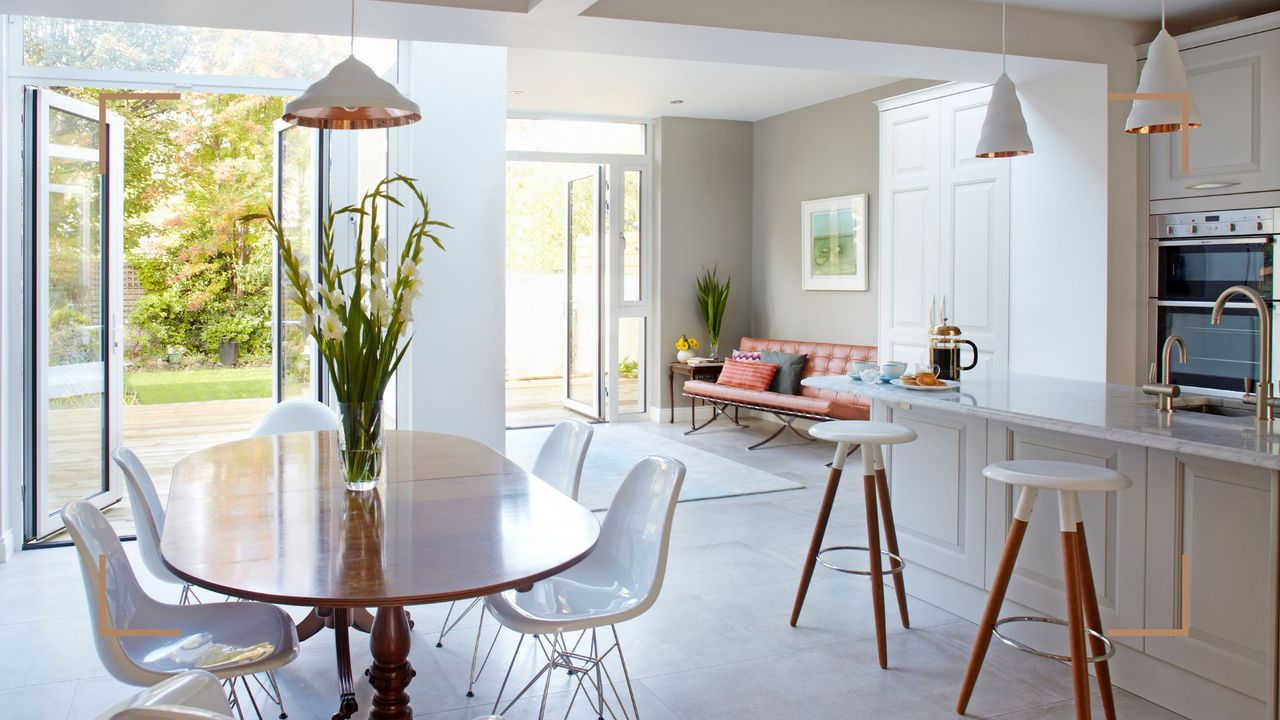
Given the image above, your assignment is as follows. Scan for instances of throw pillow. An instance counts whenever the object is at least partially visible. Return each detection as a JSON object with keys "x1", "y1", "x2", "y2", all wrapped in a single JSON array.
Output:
[
  {"x1": 731, "y1": 349, "x2": 762, "y2": 362},
  {"x1": 716, "y1": 359, "x2": 779, "y2": 391},
  {"x1": 760, "y1": 351, "x2": 808, "y2": 394}
]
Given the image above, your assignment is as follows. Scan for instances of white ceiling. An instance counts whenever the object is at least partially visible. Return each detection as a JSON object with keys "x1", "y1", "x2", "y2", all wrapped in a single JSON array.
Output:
[
  {"x1": 508, "y1": 48, "x2": 896, "y2": 121},
  {"x1": 969, "y1": 0, "x2": 1277, "y2": 25}
]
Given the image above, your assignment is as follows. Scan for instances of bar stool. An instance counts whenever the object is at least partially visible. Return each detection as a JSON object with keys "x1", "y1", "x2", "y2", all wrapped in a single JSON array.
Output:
[
  {"x1": 790, "y1": 420, "x2": 916, "y2": 668},
  {"x1": 957, "y1": 460, "x2": 1130, "y2": 720}
]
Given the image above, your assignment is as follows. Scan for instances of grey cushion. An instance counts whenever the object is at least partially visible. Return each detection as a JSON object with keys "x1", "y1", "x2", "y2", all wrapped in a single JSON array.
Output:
[{"x1": 760, "y1": 351, "x2": 807, "y2": 395}]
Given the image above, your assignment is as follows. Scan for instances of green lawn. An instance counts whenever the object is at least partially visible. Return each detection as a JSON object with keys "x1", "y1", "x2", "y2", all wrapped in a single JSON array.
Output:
[{"x1": 125, "y1": 366, "x2": 273, "y2": 405}]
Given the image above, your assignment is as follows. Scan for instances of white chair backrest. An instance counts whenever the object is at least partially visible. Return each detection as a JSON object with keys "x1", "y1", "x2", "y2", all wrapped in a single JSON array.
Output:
[
  {"x1": 111, "y1": 448, "x2": 175, "y2": 584},
  {"x1": 531, "y1": 420, "x2": 594, "y2": 501},
  {"x1": 99, "y1": 670, "x2": 232, "y2": 720},
  {"x1": 597, "y1": 455, "x2": 685, "y2": 611},
  {"x1": 62, "y1": 500, "x2": 167, "y2": 686},
  {"x1": 248, "y1": 398, "x2": 339, "y2": 437}
]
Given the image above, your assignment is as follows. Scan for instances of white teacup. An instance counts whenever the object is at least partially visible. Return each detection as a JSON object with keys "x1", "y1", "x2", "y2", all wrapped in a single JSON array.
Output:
[
  {"x1": 851, "y1": 360, "x2": 878, "y2": 379},
  {"x1": 880, "y1": 362, "x2": 907, "y2": 380},
  {"x1": 860, "y1": 368, "x2": 882, "y2": 384}
]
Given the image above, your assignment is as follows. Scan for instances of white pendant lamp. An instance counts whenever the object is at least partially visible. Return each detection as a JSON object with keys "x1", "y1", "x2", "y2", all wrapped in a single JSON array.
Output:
[
  {"x1": 1125, "y1": 1, "x2": 1201, "y2": 134},
  {"x1": 283, "y1": 0, "x2": 420, "y2": 130},
  {"x1": 975, "y1": 0, "x2": 1033, "y2": 158}
]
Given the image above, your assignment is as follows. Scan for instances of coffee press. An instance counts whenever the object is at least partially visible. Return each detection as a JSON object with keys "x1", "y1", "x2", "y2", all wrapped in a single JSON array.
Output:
[{"x1": 928, "y1": 297, "x2": 978, "y2": 381}]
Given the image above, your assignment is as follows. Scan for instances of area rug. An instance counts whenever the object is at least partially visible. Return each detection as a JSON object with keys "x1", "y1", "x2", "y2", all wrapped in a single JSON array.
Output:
[{"x1": 505, "y1": 424, "x2": 805, "y2": 511}]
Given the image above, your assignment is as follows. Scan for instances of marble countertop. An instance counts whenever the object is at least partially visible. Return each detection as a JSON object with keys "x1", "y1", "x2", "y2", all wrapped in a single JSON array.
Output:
[{"x1": 803, "y1": 373, "x2": 1280, "y2": 470}]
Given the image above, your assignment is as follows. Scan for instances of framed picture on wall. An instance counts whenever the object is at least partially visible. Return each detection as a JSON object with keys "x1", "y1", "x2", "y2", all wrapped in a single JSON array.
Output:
[{"x1": 801, "y1": 194, "x2": 868, "y2": 291}]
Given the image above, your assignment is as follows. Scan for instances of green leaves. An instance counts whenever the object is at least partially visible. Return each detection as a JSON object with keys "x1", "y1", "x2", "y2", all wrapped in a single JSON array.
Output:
[{"x1": 696, "y1": 266, "x2": 731, "y2": 348}]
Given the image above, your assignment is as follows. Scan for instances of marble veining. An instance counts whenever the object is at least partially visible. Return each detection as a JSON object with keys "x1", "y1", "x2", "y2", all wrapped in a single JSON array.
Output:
[{"x1": 803, "y1": 373, "x2": 1280, "y2": 470}]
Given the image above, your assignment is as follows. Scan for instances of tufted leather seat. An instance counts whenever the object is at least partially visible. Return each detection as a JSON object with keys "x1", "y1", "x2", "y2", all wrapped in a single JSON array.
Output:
[{"x1": 683, "y1": 337, "x2": 873, "y2": 421}]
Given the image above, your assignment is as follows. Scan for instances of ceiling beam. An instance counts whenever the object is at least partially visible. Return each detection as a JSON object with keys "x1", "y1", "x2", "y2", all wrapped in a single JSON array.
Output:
[{"x1": 527, "y1": 0, "x2": 598, "y2": 16}]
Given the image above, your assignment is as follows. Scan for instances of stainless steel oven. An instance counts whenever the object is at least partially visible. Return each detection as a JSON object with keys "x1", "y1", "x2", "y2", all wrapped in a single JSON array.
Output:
[{"x1": 1151, "y1": 208, "x2": 1279, "y2": 393}]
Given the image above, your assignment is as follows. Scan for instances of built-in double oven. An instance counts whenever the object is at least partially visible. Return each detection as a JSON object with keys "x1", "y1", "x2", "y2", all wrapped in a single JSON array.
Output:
[{"x1": 1151, "y1": 207, "x2": 1278, "y2": 393}]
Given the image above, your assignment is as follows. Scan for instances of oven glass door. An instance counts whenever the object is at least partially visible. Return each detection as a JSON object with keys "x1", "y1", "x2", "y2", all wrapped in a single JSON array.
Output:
[
  {"x1": 1157, "y1": 303, "x2": 1265, "y2": 392},
  {"x1": 1157, "y1": 238, "x2": 1273, "y2": 301}
]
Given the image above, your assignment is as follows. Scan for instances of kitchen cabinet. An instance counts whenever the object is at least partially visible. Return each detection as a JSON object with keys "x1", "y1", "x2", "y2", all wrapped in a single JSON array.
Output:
[
  {"x1": 1148, "y1": 28, "x2": 1280, "y2": 200},
  {"x1": 877, "y1": 84, "x2": 1010, "y2": 378}
]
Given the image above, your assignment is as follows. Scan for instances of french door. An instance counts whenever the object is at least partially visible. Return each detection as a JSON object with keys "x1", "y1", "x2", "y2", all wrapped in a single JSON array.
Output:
[
  {"x1": 564, "y1": 169, "x2": 603, "y2": 418},
  {"x1": 24, "y1": 88, "x2": 124, "y2": 540},
  {"x1": 272, "y1": 122, "x2": 328, "y2": 402}
]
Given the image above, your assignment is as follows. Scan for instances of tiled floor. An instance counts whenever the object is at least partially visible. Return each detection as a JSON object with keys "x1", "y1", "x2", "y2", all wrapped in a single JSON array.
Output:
[{"x1": 0, "y1": 419, "x2": 1185, "y2": 719}]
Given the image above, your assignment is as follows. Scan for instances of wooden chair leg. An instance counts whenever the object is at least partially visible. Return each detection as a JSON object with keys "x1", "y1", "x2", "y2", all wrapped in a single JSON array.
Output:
[
  {"x1": 790, "y1": 465, "x2": 842, "y2": 627},
  {"x1": 874, "y1": 459, "x2": 910, "y2": 629},
  {"x1": 1075, "y1": 522, "x2": 1117, "y2": 720},
  {"x1": 864, "y1": 471, "x2": 888, "y2": 669},
  {"x1": 957, "y1": 517, "x2": 1029, "y2": 714},
  {"x1": 1062, "y1": 530, "x2": 1093, "y2": 720}
]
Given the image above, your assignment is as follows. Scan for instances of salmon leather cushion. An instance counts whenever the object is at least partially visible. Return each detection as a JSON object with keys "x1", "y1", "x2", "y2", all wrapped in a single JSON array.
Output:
[{"x1": 717, "y1": 359, "x2": 779, "y2": 391}]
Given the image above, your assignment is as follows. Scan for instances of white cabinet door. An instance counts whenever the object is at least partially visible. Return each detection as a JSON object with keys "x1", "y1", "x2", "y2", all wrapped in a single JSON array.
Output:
[
  {"x1": 985, "y1": 424, "x2": 1148, "y2": 652},
  {"x1": 883, "y1": 405, "x2": 988, "y2": 587},
  {"x1": 1149, "y1": 29, "x2": 1280, "y2": 200},
  {"x1": 878, "y1": 101, "x2": 939, "y2": 367},
  {"x1": 939, "y1": 89, "x2": 1010, "y2": 380},
  {"x1": 1146, "y1": 451, "x2": 1275, "y2": 702}
]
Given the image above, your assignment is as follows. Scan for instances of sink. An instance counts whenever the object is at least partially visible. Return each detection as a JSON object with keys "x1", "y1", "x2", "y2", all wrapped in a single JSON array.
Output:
[{"x1": 1161, "y1": 396, "x2": 1255, "y2": 418}]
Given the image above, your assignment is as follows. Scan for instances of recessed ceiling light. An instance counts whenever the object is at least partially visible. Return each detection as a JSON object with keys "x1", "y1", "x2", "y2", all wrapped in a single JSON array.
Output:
[
  {"x1": 509, "y1": 90, "x2": 525, "y2": 96},
  {"x1": 669, "y1": 99, "x2": 684, "y2": 105}
]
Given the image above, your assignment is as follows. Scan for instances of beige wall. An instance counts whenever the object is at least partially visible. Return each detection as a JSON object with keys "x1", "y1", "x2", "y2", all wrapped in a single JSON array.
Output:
[
  {"x1": 751, "y1": 79, "x2": 938, "y2": 346},
  {"x1": 652, "y1": 117, "x2": 754, "y2": 411}
]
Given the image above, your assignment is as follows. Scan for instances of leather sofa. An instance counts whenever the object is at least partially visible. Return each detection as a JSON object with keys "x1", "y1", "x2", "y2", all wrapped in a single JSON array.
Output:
[{"x1": 682, "y1": 337, "x2": 875, "y2": 447}]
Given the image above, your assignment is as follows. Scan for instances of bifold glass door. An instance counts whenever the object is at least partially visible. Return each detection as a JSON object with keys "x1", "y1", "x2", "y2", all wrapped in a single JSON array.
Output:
[{"x1": 24, "y1": 87, "x2": 124, "y2": 540}]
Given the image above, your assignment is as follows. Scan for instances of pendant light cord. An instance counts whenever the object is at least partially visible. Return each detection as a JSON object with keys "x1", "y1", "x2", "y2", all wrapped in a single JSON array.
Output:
[
  {"x1": 349, "y1": 0, "x2": 356, "y2": 56},
  {"x1": 1001, "y1": 0, "x2": 1007, "y2": 74},
  {"x1": 1161, "y1": 0, "x2": 1166, "y2": 30}
]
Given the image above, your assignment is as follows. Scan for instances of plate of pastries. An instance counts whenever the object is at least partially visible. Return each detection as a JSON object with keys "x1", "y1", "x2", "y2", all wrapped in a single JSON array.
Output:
[{"x1": 891, "y1": 372, "x2": 960, "y2": 391}]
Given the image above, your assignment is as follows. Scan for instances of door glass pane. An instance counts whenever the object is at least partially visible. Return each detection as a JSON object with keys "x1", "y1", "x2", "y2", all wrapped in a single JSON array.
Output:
[
  {"x1": 278, "y1": 127, "x2": 318, "y2": 399},
  {"x1": 507, "y1": 119, "x2": 645, "y2": 155},
  {"x1": 566, "y1": 173, "x2": 599, "y2": 411},
  {"x1": 622, "y1": 169, "x2": 642, "y2": 302},
  {"x1": 46, "y1": 122, "x2": 106, "y2": 511},
  {"x1": 617, "y1": 317, "x2": 645, "y2": 414}
]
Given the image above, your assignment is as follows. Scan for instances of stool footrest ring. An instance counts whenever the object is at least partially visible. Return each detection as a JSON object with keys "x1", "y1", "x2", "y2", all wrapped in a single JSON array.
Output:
[
  {"x1": 992, "y1": 615, "x2": 1116, "y2": 664},
  {"x1": 816, "y1": 546, "x2": 906, "y2": 576}
]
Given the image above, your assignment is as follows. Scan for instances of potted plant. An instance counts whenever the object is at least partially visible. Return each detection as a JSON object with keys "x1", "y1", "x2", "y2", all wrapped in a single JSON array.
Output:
[
  {"x1": 674, "y1": 335, "x2": 700, "y2": 363},
  {"x1": 246, "y1": 174, "x2": 450, "y2": 491},
  {"x1": 696, "y1": 267, "x2": 731, "y2": 360}
]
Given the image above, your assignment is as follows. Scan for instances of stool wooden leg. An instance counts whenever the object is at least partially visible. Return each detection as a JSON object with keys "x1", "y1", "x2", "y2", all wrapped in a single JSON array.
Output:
[
  {"x1": 1075, "y1": 521, "x2": 1117, "y2": 720},
  {"x1": 863, "y1": 467, "x2": 888, "y2": 668},
  {"x1": 957, "y1": 487, "x2": 1037, "y2": 715},
  {"x1": 873, "y1": 446, "x2": 909, "y2": 629},
  {"x1": 1062, "y1": 529, "x2": 1092, "y2": 720},
  {"x1": 790, "y1": 442, "x2": 848, "y2": 627}
]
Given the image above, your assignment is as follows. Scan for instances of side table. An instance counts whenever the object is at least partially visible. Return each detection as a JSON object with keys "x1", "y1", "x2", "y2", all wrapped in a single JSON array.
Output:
[{"x1": 668, "y1": 361, "x2": 727, "y2": 426}]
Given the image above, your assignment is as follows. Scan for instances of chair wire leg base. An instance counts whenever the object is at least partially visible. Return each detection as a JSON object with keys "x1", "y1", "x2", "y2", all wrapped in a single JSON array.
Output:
[
  {"x1": 436, "y1": 598, "x2": 479, "y2": 647},
  {"x1": 466, "y1": 605, "x2": 505, "y2": 697},
  {"x1": 492, "y1": 626, "x2": 641, "y2": 720}
]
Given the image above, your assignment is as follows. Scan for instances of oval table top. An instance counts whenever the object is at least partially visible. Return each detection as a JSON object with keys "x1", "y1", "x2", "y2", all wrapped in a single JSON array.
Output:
[{"x1": 161, "y1": 430, "x2": 601, "y2": 607}]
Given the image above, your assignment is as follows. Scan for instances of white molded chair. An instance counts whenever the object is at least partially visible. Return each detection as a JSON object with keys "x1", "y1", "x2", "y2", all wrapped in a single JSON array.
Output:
[
  {"x1": 62, "y1": 500, "x2": 298, "y2": 719},
  {"x1": 97, "y1": 670, "x2": 233, "y2": 719},
  {"x1": 488, "y1": 455, "x2": 685, "y2": 719},
  {"x1": 247, "y1": 398, "x2": 339, "y2": 437},
  {"x1": 111, "y1": 448, "x2": 195, "y2": 604},
  {"x1": 439, "y1": 421, "x2": 595, "y2": 695}
]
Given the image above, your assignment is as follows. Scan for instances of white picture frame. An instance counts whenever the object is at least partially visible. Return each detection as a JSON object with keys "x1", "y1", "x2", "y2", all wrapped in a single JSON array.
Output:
[{"x1": 801, "y1": 193, "x2": 868, "y2": 291}]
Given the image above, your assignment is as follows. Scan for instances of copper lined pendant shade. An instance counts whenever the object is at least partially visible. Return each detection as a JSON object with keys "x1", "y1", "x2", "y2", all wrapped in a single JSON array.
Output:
[
  {"x1": 1124, "y1": 27, "x2": 1202, "y2": 134},
  {"x1": 975, "y1": 0, "x2": 1033, "y2": 158},
  {"x1": 283, "y1": 55, "x2": 420, "y2": 129},
  {"x1": 282, "y1": 0, "x2": 420, "y2": 130}
]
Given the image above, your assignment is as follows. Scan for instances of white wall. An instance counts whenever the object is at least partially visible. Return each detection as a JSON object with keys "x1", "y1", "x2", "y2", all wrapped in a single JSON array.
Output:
[
  {"x1": 1009, "y1": 65, "x2": 1111, "y2": 381},
  {"x1": 395, "y1": 41, "x2": 508, "y2": 451}
]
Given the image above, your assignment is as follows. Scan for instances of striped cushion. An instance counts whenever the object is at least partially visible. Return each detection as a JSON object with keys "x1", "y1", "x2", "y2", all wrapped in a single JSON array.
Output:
[
  {"x1": 732, "y1": 349, "x2": 762, "y2": 362},
  {"x1": 716, "y1": 359, "x2": 779, "y2": 391}
]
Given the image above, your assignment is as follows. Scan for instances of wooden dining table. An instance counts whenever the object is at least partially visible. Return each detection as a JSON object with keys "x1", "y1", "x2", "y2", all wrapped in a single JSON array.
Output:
[{"x1": 161, "y1": 429, "x2": 601, "y2": 720}]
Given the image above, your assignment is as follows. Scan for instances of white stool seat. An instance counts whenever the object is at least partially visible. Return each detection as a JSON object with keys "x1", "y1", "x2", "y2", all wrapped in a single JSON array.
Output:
[
  {"x1": 809, "y1": 420, "x2": 917, "y2": 445},
  {"x1": 984, "y1": 460, "x2": 1131, "y2": 492}
]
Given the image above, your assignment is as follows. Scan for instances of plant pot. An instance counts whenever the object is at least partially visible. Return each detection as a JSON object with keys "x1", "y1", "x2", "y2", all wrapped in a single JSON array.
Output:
[
  {"x1": 676, "y1": 349, "x2": 695, "y2": 363},
  {"x1": 218, "y1": 340, "x2": 240, "y2": 367},
  {"x1": 337, "y1": 401, "x2": 384, "y2": 492}
]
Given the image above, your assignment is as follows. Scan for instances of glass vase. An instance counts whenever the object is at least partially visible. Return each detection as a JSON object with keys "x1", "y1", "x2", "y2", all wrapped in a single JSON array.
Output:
[
  {"x1": 337, "y1": 401, "x2": 384, "y2": 492},
  {"x1": 708, "y1": 342, "x2": 720, "y2": 360}
]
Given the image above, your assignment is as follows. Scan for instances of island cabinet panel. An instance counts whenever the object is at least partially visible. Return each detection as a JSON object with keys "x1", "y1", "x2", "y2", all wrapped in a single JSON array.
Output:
[
  {"x1": 1146, "y1": 451, "x2": 1275, "y2": 703},
  {"x1": 984, "y1": 424, "x2": 1148, "y2": 651},
  {"x1": 882, "y1": 404, "x2": 988, "y2": 588}
]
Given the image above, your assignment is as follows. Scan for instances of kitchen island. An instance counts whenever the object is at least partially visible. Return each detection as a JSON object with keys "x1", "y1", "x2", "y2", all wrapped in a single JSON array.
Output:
[{"x1": 803, "y1": 373, "x2": 1280, "y2": 720}]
